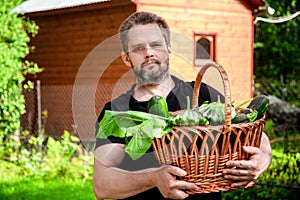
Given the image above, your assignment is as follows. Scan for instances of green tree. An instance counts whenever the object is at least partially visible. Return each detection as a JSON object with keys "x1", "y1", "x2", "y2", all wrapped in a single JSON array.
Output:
[
  {"x1": 0, "y1": 0, "x2": 40, "y2": 154},
  {"x1": 254, "y1": 0, "x2": 300, "y2": 80}
]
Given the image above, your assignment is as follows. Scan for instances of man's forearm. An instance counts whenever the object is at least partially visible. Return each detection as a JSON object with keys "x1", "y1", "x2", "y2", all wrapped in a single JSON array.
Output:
[
  {"x1": 93, "y1": 158, "x2": 157, "y2": 200},
  {"x1": 259, "y1": 132, "x2": 272, "y2": 173}
]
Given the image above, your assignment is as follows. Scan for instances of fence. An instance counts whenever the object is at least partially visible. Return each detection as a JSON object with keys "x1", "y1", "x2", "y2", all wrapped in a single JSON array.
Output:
[
  {"x1": 22, "y1": 81, "x2": 71, "y2": 137},
  {"x1": 21, "y1": 80, "x2": 134, "y2": 151},
  {"x1": 22, "y1": 80, "x2": 93, "y2": 150}
]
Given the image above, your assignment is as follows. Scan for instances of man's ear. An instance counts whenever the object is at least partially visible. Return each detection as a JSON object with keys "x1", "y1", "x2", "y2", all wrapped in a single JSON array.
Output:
[
  {"x1": 167, "y1": 46, "x2": 172, "y2": 57},
  {"x1": 121, "y1": 52, "x2": 131, "y2": 67}
]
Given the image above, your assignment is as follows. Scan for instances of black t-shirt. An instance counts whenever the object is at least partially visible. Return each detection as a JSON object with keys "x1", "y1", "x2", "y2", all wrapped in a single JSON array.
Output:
[{"x1": 95, "y1": 76, "x2": 223, "y2": 200}]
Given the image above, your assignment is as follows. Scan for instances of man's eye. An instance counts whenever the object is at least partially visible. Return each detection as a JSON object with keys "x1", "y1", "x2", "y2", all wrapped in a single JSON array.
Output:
[
  {"x1": 133, "y1": 46, "x2": 144, "y2": 52},
  {"x1": 151, "y1": 43, "x2": 163, "y2": 48}
]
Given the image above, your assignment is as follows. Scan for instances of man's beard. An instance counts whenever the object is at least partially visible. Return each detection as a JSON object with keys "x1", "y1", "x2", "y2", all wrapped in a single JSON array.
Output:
[{"x1": 132, "y1": 58, "x2": 169, "y2": 86}]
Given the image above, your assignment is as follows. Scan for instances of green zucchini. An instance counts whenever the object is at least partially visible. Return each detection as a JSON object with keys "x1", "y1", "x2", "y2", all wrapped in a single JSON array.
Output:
[
  {"x1": 232, "y1": 113, "x2": 249, "y2": 123},
  {"x1": 232, "y1": 95, "x2": 269, "y2": 123},
  {"x1": 246, "y1": 95, "x2": 269, "y2": 119},
  {"x1": 234, "y1": 109, "x2": 258, "y2": 123},
  {"x1": 147, "y1": 95, "x2": 169, "y2": 118}
]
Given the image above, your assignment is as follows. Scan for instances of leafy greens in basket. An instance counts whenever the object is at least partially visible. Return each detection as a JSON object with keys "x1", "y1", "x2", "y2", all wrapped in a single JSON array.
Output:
[
  {"x1": 96, "y1": 110, "x2": 173, "y2": 160},
  {"x1": 96, "y1": 95, "x2": 268, "y2": 160}
]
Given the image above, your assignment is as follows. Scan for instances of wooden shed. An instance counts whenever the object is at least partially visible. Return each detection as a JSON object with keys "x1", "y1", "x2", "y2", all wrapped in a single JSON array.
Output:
[{"x1": 13, "y1": 0, "x2": 266, "y2": 147}]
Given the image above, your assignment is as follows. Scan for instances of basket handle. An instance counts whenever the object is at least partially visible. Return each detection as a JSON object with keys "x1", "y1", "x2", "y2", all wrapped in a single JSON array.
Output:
[{"x1": 192, "y1": 62, "x2": 232, "y2": 131}]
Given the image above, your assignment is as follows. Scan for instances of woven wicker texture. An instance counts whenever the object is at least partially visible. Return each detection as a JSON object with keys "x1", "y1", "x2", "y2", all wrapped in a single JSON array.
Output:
[{"x1": 152, "y1": 62, "x2": 265, "y2": 193}]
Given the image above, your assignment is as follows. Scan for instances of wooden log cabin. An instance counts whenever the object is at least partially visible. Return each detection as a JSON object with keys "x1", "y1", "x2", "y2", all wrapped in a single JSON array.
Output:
[{"x1": 13, "y1": 0, "x2": 266, "y2": 148}]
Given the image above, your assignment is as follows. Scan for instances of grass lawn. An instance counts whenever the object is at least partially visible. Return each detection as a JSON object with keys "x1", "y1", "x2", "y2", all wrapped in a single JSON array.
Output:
[
  {"x1": 0, "y1": 177, "x2": 96, "y2": 200},
  {"x1": 0, "y1": 160, "x2": 96, "y2": 200}
]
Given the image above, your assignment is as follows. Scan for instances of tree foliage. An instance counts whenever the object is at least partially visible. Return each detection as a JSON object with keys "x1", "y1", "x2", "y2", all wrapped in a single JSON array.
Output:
[
  {"x1": 254, "y1": 0, "x2": 300, "y2": 80},
  {"x1": 0, "y1": 0, "x2": 40, "y2": 145}
]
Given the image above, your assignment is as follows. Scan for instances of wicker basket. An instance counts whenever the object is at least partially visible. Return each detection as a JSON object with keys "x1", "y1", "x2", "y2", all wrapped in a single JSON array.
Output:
[{"x1": 152, "y1": 62, "x2": 265, "y2": 194}]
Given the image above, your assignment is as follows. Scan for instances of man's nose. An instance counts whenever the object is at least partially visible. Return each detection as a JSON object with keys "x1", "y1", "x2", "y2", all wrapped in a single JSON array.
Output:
[{"x1": 144, "y1": 45, "x2": 154, "y2": 58}]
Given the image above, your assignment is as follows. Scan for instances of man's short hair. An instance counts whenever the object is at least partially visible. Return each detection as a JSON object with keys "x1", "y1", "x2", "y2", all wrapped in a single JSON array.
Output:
[{"x1": 118, "y1": 11, "x2": 170, "y2": 53}]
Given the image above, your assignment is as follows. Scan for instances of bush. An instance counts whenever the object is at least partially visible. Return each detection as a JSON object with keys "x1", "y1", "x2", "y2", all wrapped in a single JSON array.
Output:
[
  {"x1": 1, "y1": 131, "x2": 93, "y2": 180},
  {"x1": 0, "y1": 0, "x2": 41, "y2": 154},
  {"x1": 0, "y1": 130, "x2": 94, "y2": 199}
]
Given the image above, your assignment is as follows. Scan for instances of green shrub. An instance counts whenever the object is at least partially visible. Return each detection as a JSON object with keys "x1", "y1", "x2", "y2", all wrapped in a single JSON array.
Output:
[
  {"x1": 260, "y1": 149, "x2": 300, "y2": 187},
  {"x1": 0, "y1": 130, "x2": 95, "y2": 199},
  {"x1": 0, "y1": 0, "x2": 41, "y2": 155},
  {"x1": 2, "y1": 130, "x2": 93, "y2": 180}
]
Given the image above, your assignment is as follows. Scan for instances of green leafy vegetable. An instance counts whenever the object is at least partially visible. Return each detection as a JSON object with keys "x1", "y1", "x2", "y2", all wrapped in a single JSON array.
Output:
[
  {"x1": 125, "y1": 135, "x2": 153, "y2": 160},
  {"x1": 96, "y1": 110, "x2": 172, "y2": 160}
]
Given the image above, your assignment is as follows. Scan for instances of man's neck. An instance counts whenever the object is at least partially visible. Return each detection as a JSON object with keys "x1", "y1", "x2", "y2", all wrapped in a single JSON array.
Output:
[{"x1": 133, "y1": 75, "x2": 175, "y2": 101}]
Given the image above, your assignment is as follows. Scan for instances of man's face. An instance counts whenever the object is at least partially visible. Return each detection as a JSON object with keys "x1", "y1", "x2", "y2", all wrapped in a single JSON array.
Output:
[{"x1": 124, "y1": 23, "x2": 171, "y2": 86}]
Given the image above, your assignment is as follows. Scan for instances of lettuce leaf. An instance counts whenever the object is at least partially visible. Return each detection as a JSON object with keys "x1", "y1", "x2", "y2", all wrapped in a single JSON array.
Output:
[{"x1": 96, "y1": 110, "x2": 171, "y2": 160}]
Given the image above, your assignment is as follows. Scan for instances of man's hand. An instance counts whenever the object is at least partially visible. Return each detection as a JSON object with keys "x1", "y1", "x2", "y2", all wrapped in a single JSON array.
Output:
[
  {"x1": 150, "y1": 165, "x2": 199, "y2": 199},
  {"x1": 223, "y1": 145, "x2": 272, "y2": 188}
]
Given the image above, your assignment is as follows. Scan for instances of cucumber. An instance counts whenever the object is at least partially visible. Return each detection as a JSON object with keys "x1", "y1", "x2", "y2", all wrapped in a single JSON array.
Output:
[
  {"x1": 232, "y1": 113, "x2": 249, "y2": 123},
  {"x1": 147, "y1": 95, "x2": 169, "y2": 118},
  {"x1": 232, "y1": 95, "x2": 269, "y2": 123},
  {"x1": 246, "y1": 95, "x2": 269, "y2": 119}
]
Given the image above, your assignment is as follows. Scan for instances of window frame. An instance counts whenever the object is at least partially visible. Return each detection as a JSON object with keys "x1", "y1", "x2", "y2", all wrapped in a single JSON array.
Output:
[{"x1": 193, "y1": 31, "x2": 217, "y2": 66}]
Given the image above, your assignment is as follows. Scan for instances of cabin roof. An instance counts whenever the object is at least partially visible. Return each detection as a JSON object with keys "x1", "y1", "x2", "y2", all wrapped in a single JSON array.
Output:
[
  {"x1": 12, "y1": 0, "x2": 266, "y2": 14},
  {"x1": 11, "y1": 0, "x2": 110, "y2": 13}
]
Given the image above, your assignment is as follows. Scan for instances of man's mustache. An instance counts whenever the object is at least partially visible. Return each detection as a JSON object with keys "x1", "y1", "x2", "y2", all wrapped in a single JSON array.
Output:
[{"x1": 141, "y1": 59, "x2": 161, "y2": 67}]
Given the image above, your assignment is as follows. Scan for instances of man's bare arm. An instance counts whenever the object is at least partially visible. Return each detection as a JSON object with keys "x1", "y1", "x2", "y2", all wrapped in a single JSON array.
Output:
[{"x1": 93, "y1": 143, "x2": 199, "y2": 200}]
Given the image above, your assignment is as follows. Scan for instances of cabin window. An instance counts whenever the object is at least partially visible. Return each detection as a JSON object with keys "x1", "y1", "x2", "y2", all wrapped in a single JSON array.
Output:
[{"x1": 194, "y1": 32, "x2": 217, "y2": 66}]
